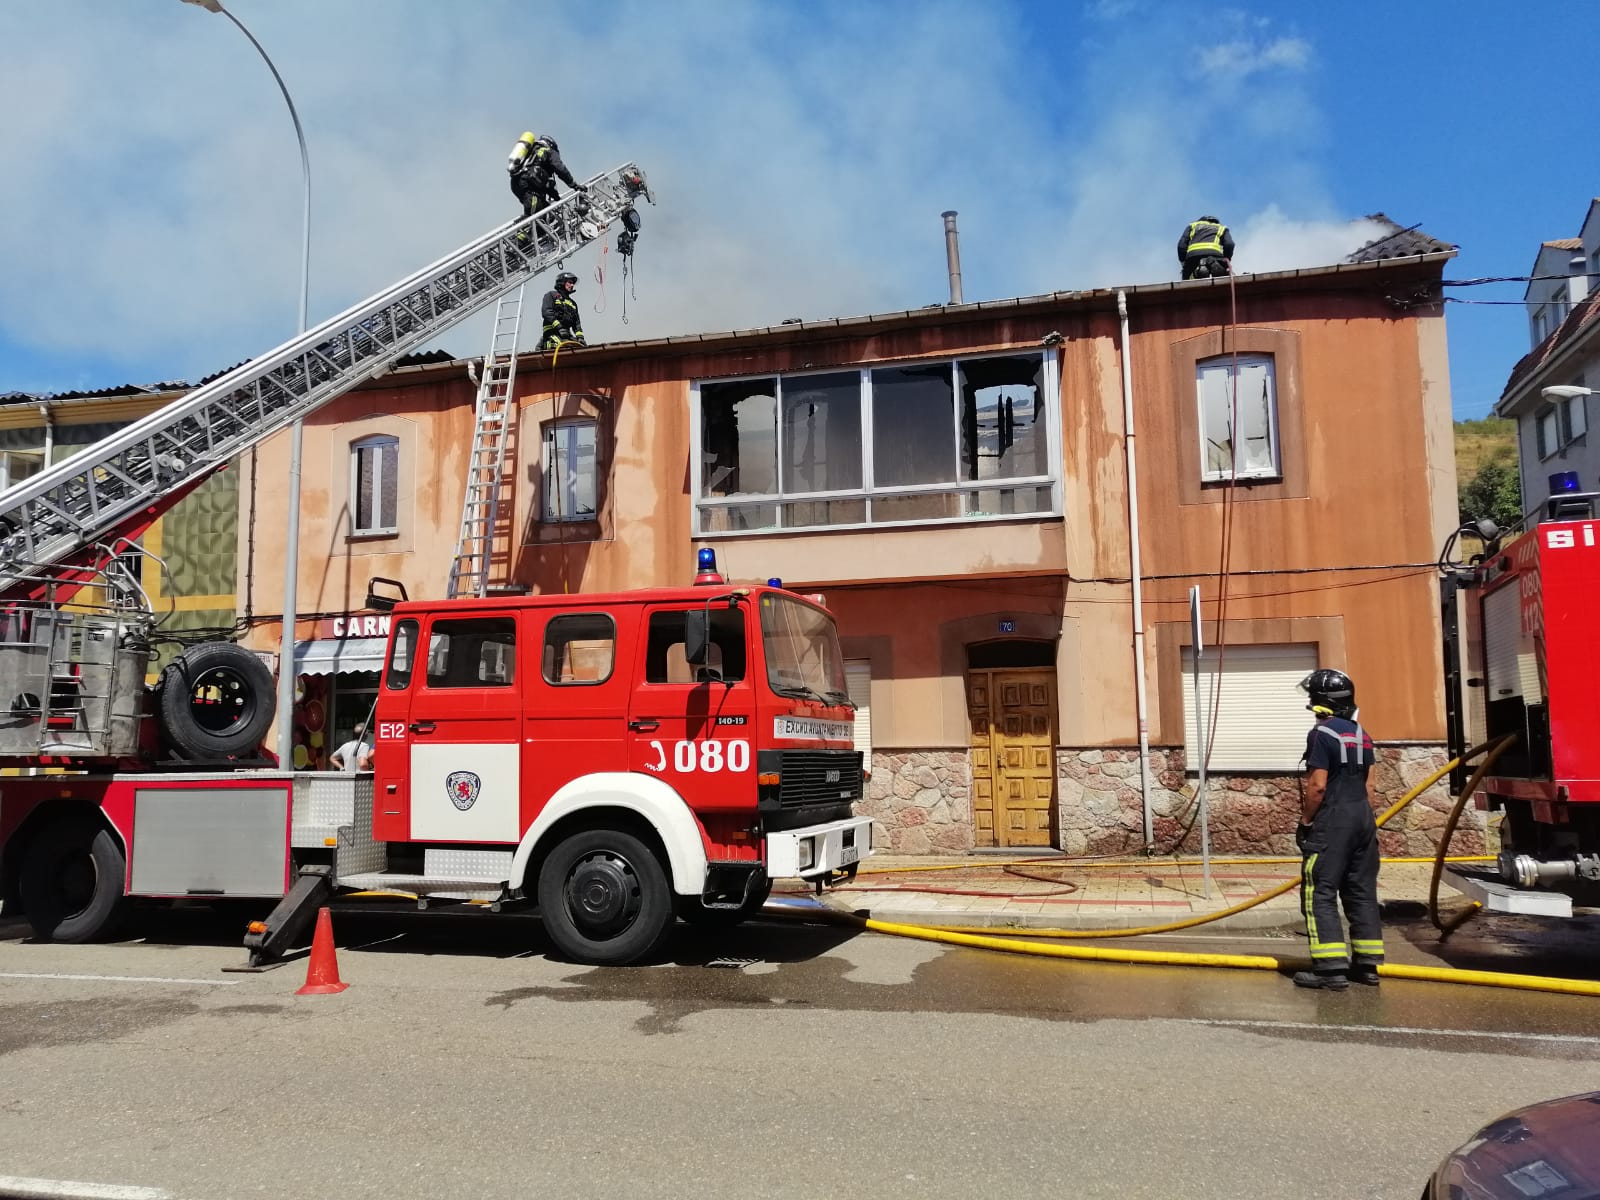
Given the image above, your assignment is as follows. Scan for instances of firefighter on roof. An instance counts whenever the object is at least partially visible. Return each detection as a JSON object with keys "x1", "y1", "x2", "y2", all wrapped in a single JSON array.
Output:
[
  {"x1": 540, "y1": 272, "x2": 585, "y2": 351},
  {"x1": 1293, "y1": 668, "x2": 1384, "y2": 990},
  {"x1": 1178, "y1": 215, "x2": 1234, "y2": 279},
  {"x1": 508, "y1": 132, "x2": 583, "y2": 221}
]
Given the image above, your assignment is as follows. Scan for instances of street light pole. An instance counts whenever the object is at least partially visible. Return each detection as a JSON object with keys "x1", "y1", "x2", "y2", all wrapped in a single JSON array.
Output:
[{"x1": 182, "y1": 0, "x2": 309, "y2": 770}]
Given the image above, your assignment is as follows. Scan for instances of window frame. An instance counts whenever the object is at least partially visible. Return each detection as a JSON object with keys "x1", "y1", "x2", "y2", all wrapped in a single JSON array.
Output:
[
  {"x1": 349, "y1": 434, "x2": 400, "y2": 538},
  {"x1": 1195, "y1": 353, "x2": 1282, "y2": 484},
  {"x1": 541, "y1": 612, "x2": 618, "y2": 687},
  {"x1": 689, "y1": 352, "x2": 1062, "y2": 537},
  {"x1": 540, "y1": 417, "x2": 600, "y2": 524},
  {"x1": 422, "y1": 616, "x2": 518, "y2": 690}
]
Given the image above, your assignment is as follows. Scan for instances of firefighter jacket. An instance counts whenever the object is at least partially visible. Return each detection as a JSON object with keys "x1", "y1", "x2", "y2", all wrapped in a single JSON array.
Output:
[
  {"x1": 1177, "y1": 219, "x2": 1235, "y2": 263},
  {"x1": 541, "y1": 289, "x2": 584, "y2": 348},
  {"x1": 509, "y1": 136, "x2": 578, "y2": 194}
]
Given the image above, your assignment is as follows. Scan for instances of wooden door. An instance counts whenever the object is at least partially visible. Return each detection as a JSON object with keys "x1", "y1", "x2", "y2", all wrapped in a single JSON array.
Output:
[{"x1": 967, "y1": 667, "x2": 1057, "y2": 847}]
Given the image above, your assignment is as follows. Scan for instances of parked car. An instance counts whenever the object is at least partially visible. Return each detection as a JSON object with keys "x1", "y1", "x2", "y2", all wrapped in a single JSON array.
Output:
[{"x1": 1424, "y1": 1092, "x2": 1600, "y2": 1198}]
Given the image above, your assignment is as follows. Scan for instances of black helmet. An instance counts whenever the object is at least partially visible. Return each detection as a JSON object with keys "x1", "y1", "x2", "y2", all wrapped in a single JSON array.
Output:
[
  {"x1": 555, "y1": 271, "x2": 577, "y2": 290},
  {"x1": 1299, "y1": 668, "x2": 1355, "y2": 718},
  {"x1": 538, "y1": 135, "x2": 558, "y2": 152}
]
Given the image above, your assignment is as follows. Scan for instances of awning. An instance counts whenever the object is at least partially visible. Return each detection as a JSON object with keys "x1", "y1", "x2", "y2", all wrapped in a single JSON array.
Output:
[{"x1": 293, "y1": 637, "x2": 387, "y2": 676}]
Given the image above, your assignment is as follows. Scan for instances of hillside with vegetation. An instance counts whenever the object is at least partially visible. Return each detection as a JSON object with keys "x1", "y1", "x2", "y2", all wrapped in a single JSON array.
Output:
[{"x1": 1455, "y1": 416, "x2": 1520, "y2": 530}]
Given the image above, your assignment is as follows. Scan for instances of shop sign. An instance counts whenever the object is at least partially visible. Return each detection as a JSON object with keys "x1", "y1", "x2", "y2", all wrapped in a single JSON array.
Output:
[{"x1": 317, "y1": 613, "x2": 393, "y2": 639}]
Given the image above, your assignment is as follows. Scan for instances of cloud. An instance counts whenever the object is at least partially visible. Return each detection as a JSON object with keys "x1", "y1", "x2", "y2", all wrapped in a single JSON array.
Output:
[
  {"x1": 1195, "y1": 36, "x2": 1312, "y2": 80},
  {"x1": 0, "y1": 2, "x2": 1367, "y2": 388}
]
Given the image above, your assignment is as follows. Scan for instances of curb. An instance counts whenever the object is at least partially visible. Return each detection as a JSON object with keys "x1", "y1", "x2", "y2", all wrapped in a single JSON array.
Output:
[{"x1": 817, "y1": 899, "x2": 1307, "y2": 936}]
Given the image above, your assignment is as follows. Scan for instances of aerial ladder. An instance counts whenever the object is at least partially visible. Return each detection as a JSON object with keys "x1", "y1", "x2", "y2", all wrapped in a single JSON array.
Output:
[{"x1": 0, "y1": 163, "x2": 653, "y2": 763}]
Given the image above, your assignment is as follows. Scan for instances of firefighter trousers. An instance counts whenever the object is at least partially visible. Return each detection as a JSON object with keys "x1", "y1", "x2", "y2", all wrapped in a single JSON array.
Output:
[{"x1": 1299, "y1": 799, "x2": 1383, "y2": 973}]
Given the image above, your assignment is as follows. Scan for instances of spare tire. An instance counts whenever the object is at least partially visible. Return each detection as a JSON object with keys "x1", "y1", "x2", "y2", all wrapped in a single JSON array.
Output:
[{"x1": 158, "y1": 641, "x2": 276, "y2": 760}]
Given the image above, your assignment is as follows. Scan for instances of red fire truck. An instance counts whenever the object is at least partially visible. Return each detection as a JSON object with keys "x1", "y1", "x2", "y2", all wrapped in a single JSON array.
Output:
[
  {"x1": 0, "y1": 552, "x2": 870, "y2": 965},
  {"x1": 1441, "y1": 480, "x2": 1600, "y2": 917}
]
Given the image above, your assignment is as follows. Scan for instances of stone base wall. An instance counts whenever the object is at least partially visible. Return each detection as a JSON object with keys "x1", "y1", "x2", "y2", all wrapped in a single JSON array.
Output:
[
  {"x1": 1057, "y1": 744, "x2": 1483, "y2": 858},
  {"x1": 862, "y1": 751, "x2": 974, "y2": 854}
]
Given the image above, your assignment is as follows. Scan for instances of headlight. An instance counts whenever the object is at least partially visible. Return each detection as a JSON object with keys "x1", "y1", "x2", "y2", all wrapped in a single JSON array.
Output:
[{"x1": 796, "y1": 838, "x2": 814, "y2": 870}]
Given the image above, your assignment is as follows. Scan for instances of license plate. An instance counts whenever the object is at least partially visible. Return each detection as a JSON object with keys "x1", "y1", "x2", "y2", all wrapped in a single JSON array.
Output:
[{"x1": 839, "y1": 843, "x2": 861, "y2": 866}]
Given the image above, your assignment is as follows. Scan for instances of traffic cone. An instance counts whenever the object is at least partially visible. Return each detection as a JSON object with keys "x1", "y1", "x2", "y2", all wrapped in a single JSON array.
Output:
[{"x1": 296, "y1": 907, "x2": 348, "y2": 995}]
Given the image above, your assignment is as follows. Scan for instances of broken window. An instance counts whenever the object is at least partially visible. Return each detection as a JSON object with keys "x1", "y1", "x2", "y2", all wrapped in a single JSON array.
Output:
[
  {"x1": 350, "y1": 435, "x2": 399, "y2": 536},
  {"x1": 1197, "y1": 355, "x2": 1280, "y2": 482},
  {"x1": 541, "y1": 419, "x2": 598, "y2": 522},
  {"x1": 781, "y1": 371, "x2": 862, "y2": 494}
]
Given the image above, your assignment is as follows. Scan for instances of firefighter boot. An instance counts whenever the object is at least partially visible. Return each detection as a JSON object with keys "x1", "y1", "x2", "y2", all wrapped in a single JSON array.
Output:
[
  {"x1": 1293, "y1": 969, "x2": 1349, "y2": 990},
  {"x1": 1350, "y1": 967, "x2": 1381, "y2": 986}
]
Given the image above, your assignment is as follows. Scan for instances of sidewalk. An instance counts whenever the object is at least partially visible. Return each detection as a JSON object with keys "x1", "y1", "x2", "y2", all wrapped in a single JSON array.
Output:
[{"x1": 789, "y1": 855, "x2": 1457, "y2": 936}]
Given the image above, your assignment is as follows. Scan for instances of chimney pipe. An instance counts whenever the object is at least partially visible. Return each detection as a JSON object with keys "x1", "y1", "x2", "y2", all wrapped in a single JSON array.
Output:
[{"x1": 941, "y1": 210, "x2": 963, "y2": 305}]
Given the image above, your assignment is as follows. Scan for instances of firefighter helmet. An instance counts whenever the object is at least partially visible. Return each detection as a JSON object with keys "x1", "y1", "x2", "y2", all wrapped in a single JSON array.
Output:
[
  {"x1": 555, "y1": 271, "x2": 578, "y2": 291},
  {"x1": 1300, "y1": 668, "x2": 1356, "y2": 718}
]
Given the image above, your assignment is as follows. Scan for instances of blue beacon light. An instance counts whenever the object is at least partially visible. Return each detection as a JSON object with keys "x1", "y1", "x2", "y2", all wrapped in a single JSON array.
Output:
[
  {"x1": 1550, "y1": 471, "x2": 1582, "y2": 494},
  {"x1": 767, "y1": 578, "x2": 784, "y2": 589},
  {"x1": 694, "y1": 547, "x2": 724, "y2": 585}
]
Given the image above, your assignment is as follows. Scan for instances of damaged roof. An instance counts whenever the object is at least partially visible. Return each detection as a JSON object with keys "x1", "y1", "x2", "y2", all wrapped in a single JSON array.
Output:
[{"x1": 1344, "y1": 214, "x2": 1457, "y2": 263}]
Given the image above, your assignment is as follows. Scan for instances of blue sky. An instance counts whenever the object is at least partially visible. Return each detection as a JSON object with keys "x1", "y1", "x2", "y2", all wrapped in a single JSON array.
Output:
[{"x1": 0, "y1": 0, "x2": 1594, "y2": 418}]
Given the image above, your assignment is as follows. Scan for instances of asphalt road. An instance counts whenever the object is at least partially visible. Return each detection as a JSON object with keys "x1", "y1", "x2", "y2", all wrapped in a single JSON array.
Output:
[{"x1": 2, "y1": 903, "x2": 1599, "y2": 1200}]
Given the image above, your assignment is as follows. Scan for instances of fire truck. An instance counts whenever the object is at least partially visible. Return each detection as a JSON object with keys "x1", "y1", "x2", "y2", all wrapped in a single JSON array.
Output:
[
  {"x1": 0, "y1": 163, "x2": 870, "y2": 966},
  {"x1": 1440, "y1": 472, "x2": 1600, "y2": 917}
]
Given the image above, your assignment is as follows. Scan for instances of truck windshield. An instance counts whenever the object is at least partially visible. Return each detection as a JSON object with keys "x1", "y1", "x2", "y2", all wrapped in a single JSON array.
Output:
[{"x1": 759, "y1": 593, "x2": 850, "y2": 706}]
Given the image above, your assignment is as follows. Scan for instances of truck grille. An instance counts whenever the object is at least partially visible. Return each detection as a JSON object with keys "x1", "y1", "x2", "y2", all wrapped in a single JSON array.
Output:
[{"x1": 776, "y1": 750, "x2": 863, "y2": 809}]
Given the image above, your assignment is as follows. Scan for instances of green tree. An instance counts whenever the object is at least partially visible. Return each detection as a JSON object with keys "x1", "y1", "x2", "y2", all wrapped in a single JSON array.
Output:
[{"x1": 1459, "y1": 457, "x2": 1522, "y2": 531}]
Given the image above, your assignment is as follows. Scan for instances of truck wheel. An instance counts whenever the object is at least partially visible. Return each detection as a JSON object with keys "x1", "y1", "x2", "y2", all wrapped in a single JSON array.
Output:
[
  {"x1": 158, "y1": 641, "x2": 275, "y2": 760},
  {"x1": 536, "y1": 829, "x2": 674, "y2": 965},
  {"x1": 677, "y1": 879, "x2": 773, "y2": 929},
  {"x1": 19, "y1": 820, "x2": 128, "y2": 942}
]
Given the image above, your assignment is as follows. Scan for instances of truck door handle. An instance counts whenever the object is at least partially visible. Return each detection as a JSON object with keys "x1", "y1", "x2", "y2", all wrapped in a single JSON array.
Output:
[
  {"x1": 409, "y1": 720, "x2": 436, "y2": 734},
  {"x1": 628, "y1": 718, "x2": 659, "y2": 732}
]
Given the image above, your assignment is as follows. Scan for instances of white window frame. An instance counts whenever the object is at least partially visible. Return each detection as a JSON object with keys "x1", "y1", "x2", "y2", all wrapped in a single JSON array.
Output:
[
  {"x1": 0, "y1": 449, "x2": 44, "y2": 492},
  {"x1": 1536, "y1": 393, "x2": 1587, "y2": 460},
  {"x1": 349, "y1": 435, "x2": 399, "y2": 537},
  {"x1": 541, "y1": 418, "x2": 599, "y2": 524},
  {"x1": 689, "y1": 352, "x2": 1062, "y2": 537},
  {"x1": 1196, "y1": 353, "x2": 1281, "y2": 483}
]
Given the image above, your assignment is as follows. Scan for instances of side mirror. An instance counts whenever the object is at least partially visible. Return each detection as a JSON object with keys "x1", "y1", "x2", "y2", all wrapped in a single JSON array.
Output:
[
  {"x1": 683, "y1": 609, "x2": 710, "y2": 666},
  {"x1": 365, "y1": 577, "x2": 408, "y2": 612}
]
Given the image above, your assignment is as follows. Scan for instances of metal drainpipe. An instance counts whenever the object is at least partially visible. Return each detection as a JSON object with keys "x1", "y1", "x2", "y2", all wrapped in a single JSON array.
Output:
[
  {"x1": 1117, "y1": 290, "x2": 1155, "y2": 849},
  {"x1": 38, "y1": 403, "x2": 54, "y2": 466}
]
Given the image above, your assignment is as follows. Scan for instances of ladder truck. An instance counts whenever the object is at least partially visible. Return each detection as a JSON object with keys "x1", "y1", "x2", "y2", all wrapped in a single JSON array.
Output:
[
  {"x1": 0, "y1": 167, "x2": 873, "y2": 966},
  {"x1": 1439, "y1": 474, "x2": 1600, "y2": 918}
]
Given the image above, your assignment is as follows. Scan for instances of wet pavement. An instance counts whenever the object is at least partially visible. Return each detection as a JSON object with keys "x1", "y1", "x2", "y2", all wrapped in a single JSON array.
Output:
[{"x1": 3, "y1": 902, "x2": 1599, "y2": 1199}]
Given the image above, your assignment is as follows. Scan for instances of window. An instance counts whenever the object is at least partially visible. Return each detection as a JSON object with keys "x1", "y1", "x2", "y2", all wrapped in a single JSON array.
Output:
[
  {"x1": 386, "y1": 619, "x2": 418, "y2": 689},
  {"x1": 694, "y1": 353, "x2": 1057, "y2": 533},
  {"x1": 644, "y1": 609, "x2": 747, "y2": 684},
  {"x1": 542, "y1": 613, "x2": 615, "y2": 685},
  {"x1": 1536, "y1": 393, "x2": 1586, "y2": 459},
  {"x1": 845, "y1": 659, "x2": 873, "y2": 762},
  {"x1": 350, "y1": 435, "x2": 399, "y2": 536},
  {"x1": 424, "y1": 617, "x2": 516, "y2": 688},
  {"x1": 1197, "y1": 354, "x2": 1280, "y2": 482},
  {"x1": 1180, "y1": 643, "x2": 1317, "y2": 771},
  {"x1": 542, "y1": 420, "x2": 598, "y2": 523},
  {"x1": 0, "y1": 450, "x2": 43, "y2": 492}
]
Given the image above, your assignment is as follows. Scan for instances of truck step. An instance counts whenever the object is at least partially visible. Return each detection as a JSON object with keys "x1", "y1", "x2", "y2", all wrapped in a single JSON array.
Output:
[
  {"x1": 1444, "y1": 866, "x2": 1574, "y2": 917},
  {"x1": 337, "y1": 871, "x2": 505, "y2": 902}
]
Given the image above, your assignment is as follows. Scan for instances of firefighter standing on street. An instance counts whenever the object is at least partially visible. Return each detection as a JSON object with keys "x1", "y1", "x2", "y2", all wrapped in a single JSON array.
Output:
[
  {"x1": 1178, "y1": 215, "x2": 1235, "y2": 279},
  {"x1": 1294, "y1": 669, "x2": 1384, "y2": 990},
  {"x1": 508, "y1": 132, "x2": 583, "y2": 221},
  {"x1": 540, "y1": 272, "x2": 585, "y2": 352}
]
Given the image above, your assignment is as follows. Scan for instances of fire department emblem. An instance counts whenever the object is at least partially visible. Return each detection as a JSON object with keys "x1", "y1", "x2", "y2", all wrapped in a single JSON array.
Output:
[{"x1": 445, "y1": 770, "x2": 482, "y2": 812}]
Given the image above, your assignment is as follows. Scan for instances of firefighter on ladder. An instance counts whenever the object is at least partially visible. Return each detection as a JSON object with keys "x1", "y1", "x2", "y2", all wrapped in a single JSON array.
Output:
[
  {"x1": 540, "y1": 272, "x2": 585, "y2": 352},
  {"x1": 1178, "y1": 215, "x2": 1234, "y2": 279},
  {"x1": 508, "y1": 132, "x2": 584, "y2": 226},
  {"x1": 1293, "y1": 669, "x2": 1384, "y2": 990}
]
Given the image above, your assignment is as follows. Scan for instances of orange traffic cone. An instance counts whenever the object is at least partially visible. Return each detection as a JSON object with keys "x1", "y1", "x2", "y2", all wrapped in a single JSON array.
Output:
[{"x1": 296, "y1": 907, "x2": 348, "y2": 995}]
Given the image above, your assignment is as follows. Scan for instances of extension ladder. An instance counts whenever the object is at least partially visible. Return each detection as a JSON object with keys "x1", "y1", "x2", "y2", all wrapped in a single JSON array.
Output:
[{"x1": 445, "y1": 288, "x2": 525, "y2": 599}]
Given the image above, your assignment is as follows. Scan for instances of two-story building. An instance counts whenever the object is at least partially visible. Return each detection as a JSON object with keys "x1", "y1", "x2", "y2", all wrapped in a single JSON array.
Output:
[
  {"x1": 1496, "y1": 198, "x2": 1600, "y2": 514},
  {"x1": 243, "y1": 234, "x2": 1469, "y2": 856}
]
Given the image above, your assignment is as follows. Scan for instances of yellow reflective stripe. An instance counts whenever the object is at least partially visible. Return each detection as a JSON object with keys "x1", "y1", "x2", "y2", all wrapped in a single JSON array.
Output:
[
  {"x1": 1301, "y1": 852, "x2": 1319, "y2": 945},
  {"x1": 1310, "y1": 944, "x2": 1349, "y2": 958},
  {"x1": 1351, "y1": 940, "x2": 1384, "y2": 953},
  {"x1": 1185, "y1": 221, "x2": 1225, "y2": 254}
]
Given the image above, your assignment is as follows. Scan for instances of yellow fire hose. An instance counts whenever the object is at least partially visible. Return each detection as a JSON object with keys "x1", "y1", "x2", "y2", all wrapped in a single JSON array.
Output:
[
  {"x1": 771, "y1": 736, "x2": 1600, "y2": 997},
  {"x1": 1428, "y1": 736, "x2": 1515, "y2": 937}
]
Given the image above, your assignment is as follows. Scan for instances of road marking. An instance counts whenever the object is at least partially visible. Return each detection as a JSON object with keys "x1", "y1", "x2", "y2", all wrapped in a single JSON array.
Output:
[
  {"x1": 0, "y1": 972, "x2": 239, "y2": 986},
  {"x1": 1190, "y1": 1018, "x2": 1600, "y2": 1046},
  {"x1": 0, "y1": 1176, "x2": 174, "y2": 1200}
]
